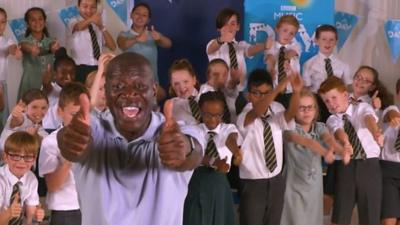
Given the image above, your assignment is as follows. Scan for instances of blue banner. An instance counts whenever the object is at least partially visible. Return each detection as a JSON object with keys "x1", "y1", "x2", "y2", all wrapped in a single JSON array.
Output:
[
  {"x1": 335, "y1": 11, "x2": 358, "y2": 51},
  {"x1": 106, "y1": 0, "x2": 128, "y2": 25},
  {"x1": 384, "y1": 19, "x2": 400, "y2": 63},
  {"x1": 244, "y1": 0, "x2": 334, "y2": 73},
  {"x1": 8, "y1": 18, "x2": 26, "y2": 42},
  {"x1": 59, "y1": 6, "x2": 80, "y2": 28}
]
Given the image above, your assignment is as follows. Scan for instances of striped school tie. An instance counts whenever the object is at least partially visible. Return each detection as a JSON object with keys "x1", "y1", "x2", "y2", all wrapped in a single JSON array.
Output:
[
  {"x1": 9, "y1": 182, "x2": 22, "y2": 225},
  {"x1": 262, "y1": 116, "x2": 277, "y2": 172},
  {"x1": 343, "y1": 114, "x2": 367, "y2": 159},
  {"x1": 349, "y1": 97, "x2": 362, "y2": 106},
  {"x1": 395, "y1": 129, "x2": 400, "y2": 151},
  {"x1": 88, "y1": 24, "x2": 100, "y2": 60},
  {"x1": 188, "y1": 96, "x2": 201, "y2": 122},
  {"x1": 325, "y1": 58, "x2": 334, "y2": 77},
  {"x1": 278, "y1": 46, "x2": 286, "y2": 83},
  {"x1": 228, "y1": 42, "x2": 238, "y2": 69},
  {"x1": 205, "y1": 131, "x2": 219, "y2": 158}
]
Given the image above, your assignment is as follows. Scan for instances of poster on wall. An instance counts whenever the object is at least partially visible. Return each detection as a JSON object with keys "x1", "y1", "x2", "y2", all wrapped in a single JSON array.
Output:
[
  {"x1": 106, "y1": 0, "x2": 129, "y2": 25},
  {"x1": 8, "y1": 18, "x2": 26, "y2": 42},
  {"x1": 59, "y1": 5, "x2": 80, "y2": 27},
  {"x1": 244, "y1": 0, "x2": 334, "y2": 72}
]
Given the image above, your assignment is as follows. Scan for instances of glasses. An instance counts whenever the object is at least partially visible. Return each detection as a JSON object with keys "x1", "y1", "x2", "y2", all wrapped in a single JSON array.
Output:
[
  {"x1": 249, "y1": 90, "x2": 271, "y2": 98},
  {"x1": 354, "y1": 75, "x2": 373, "y2": 84},
  {"x1": 6, "y1": 152, "x2": 35, "y2": 163},
  {"x1": 202, "y1": 112, "x2": 223, "y2": 120},
  {"x1": 298, "y1": 105, "x2": 316, "y2": 112}
]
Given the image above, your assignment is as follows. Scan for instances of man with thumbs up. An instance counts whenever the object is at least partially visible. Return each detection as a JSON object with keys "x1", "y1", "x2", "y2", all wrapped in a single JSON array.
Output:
[{"x1": 58, "y1": 52, "x2": 205, "y2": 225}]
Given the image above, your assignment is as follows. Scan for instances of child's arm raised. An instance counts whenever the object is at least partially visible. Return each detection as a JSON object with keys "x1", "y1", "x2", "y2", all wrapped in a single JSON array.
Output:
[
  {"x1": 20, "y1": 42, "x2": 40, "y2": 57},
  {"x1": 247, "y1": 36, "x2": 273, "y2": 57},
  {"x1": 10, "y1": 101, "x2": 26, "y2": 129},
  {"x1": 90, "y1": 53, "x2": 114, "y2": 108},
  {"x1": 8, "y1": 44, "x2": 22, "y2": 60},
  {"x1": 207, "y1": 26, "x2": 234, "y2": 55},
  {"x1": 41, "y1": 64, "x2": 53, "y2": 96},
  {"x1": 225, "y1": 132, "x2": 242, "y2": 166},
  {"x1": 244, "y1": 77, "x2": 289, "y2": 127},
  {"x1": 284, "y1": 73, "x2": 303, "y2": 123},
  {"x1": 383, "y1": 106, "x2": 400, "y2": 127}
]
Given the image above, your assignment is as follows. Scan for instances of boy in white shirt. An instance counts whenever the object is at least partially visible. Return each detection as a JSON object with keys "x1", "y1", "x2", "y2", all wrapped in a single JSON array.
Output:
[
  {"x1": 39, "y1": 82, "x2": 89, "y2": 225},
  {"x1": 318, "y1": 76, "x2": 383, "y2": 225},
  {"x1": 68, "y1": 0, "x2": 116, "y2": 83},
  {"x1": 237, "y1": 69, "x2": 302, "y2": 225},
  {"x1": 0, "y1": 131, "x2": 44, "y2": 225}
]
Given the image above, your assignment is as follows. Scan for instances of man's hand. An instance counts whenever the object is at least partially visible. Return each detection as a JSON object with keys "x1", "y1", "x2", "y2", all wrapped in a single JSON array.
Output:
[
  {"x1": 158, "y1": 100, "x2": 190, "y2": 168},
  {"x1": 58, "y1": 94, "x2": 91, "y2": 162}
]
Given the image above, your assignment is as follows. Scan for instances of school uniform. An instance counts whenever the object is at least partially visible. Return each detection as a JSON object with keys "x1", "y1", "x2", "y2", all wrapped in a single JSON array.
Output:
[
  {"x1": 72, "y1": 111, "x2": 206, "y2": 225},
  {"x1": 0, "y1": 165, "x2": 40, "y2": 219},
  {"x1": 170, "y1": 90, "x2": 199, "y2": 125},
  {"x1": 67, "y1": 16, "x2": 104, "y2": 83},
  {"x1": 0, "y1": 35, "x2": 15, "y2": 126},
  {"x1": 237, "y1": 102, "x2": 295, "y2": 225},
  {"x1": 326, "y1": 102, "x2": 382, "y2": 225},
  {"x1": 183, "y1": 123, "x2": 242, "y2": 225},
  {"x1": 39, "y1": 128, "x2": 81, "y2": 225},
  {"x1": 265, "y1": 41, "x2": 301, "y2": 108},
  {"x1": 281, "y1": 122, "x2": 327, "y2": 225},
  {"x1": 42, "y1": 82, "x2": 63, "y2": 132},
  {"x1": 380, "y1": 104, "x2": 400, "y2": 219},
  {"x1": 303, "y1": 52, "x2": 351, "y2": 93}
]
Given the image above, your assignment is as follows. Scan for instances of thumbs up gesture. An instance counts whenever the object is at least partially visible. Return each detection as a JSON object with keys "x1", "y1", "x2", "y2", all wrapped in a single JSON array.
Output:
[
  {"x1": 58, "y1": 93, "x2": 91, "y2": 162},
  {"x1": 9, "y1": 193, "x2": 22, "y2": 219},
  {"x1": 34, "y1": 204, "x2": 45, "y2": 222},
  {"x1": 371, "y1": 90, "x2": 381, "y2": 110},
  {"x1": 158, "y1": 100, "x2": 190, "y2": 168}
]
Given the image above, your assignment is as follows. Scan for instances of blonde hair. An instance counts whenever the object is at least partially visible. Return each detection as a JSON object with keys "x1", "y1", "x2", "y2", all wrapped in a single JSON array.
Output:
[
  {"x1": 85, "y1": 70, "x2": 99, "y2": 88},
  {"x1": 4, "y1": 131, "x2": 39, "y2": 155},
  {"x1": 276, "y1": 15, "x2": 300, "y2": 30},
  {"x1": 299, "y1": 88, "x2": 319, "y2": 121}
]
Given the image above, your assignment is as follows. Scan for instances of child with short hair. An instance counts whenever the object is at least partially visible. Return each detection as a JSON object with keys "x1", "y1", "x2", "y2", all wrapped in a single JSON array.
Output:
[
  {"x1": 0, "y1": 131, "x2": 44, "y2": 225},
  {"x1": 18, "y1": 7, "x2": 60, "y2": 99},
  {"x1": 168, "y1": 58, "x2": 200, "y2": 125},
  {"x1": 68, "y1": 0, "x2": 116, "y2": 83},
  {"x1": 264, "y1": 15, "x2": 301, "y2": 108},
  {"x1": 42, "y1": 47, "x2": 76, "y2": 131},
  {"x1": 318, "y1": 76, "x2": 384, "y2": 225},
  {"x1": 237, "y1": 68, "x2": 303, "y2": 225},
  {"x1": 39, "y1": 82, "x2": 89, "y2": 225},
  {"x1": 0, "y1": 89, "x2": 49, "y2": 153},
  {"x1": 183, "y1": 91, "x2": 242, "y2": 225},
  {"x1": 0, "y1": 8, "x2": 22, "y2": 126}
]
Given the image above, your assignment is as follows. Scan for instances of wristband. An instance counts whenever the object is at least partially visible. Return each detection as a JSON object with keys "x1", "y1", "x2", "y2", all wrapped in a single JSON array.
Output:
[{"x1": 185, "y1": 135, "x2": 196, "y2": 157}]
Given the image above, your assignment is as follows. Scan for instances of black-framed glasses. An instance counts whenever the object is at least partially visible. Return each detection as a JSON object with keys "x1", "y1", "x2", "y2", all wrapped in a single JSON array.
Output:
[
  {"x1": 202, "y1": 112, "x2": 223, "y2": 120},
  {"x1": 298, "y1": 105, "x2": 316, "y2": 112},
  {"x1": 354, "y1": 74, "x2": 373, "y2": 84},
  {"x1": 6, "y1": 152, "x2": 35, "y2": 163},
  {"x1": 249, "y1": 90, "x2": 271, "y2": 98}
]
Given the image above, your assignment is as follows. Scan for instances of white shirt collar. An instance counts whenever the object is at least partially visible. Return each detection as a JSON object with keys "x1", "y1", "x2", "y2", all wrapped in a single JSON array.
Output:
[{"x1": 4, "y1": 164, "x2": 28, "y2": 186}]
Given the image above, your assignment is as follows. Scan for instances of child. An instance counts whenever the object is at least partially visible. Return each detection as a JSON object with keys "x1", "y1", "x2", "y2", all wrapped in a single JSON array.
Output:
[
  {"x1": 68, "y1": 0, "x2": 116, "y2": 83},
  {"x1": 0, "y1": 131, "x2": 44, "y2": 225},
  {"x1": 39, "y1": 82, "x2": 89, "y2": 225},
  {"x1": 264, "y1": 15, "x2": 301, "y2": 108},
  {"x1": 303, "y1": 24, "x2": 351, "y2": 122},
  {"x1": 0, "y1": 89, "x2": 49, "y2": 153},
  {"x1": 303, "y1": 24, "x2": 351, "y2": 93},
  {"x1": 237, "y1": 68, "x2": 302, "y2": 225},
  {"x1": 117, "y1": 2, "x2": 171, "y2": 84},
  {"x1": 280, "y1": 88, "x2": 347, "y2": 225},
  {"x1": 379, "y1": 78, "x2": 400, "y2": 225},
  {"x1": 0, "y1": 8, "x2": 22, "y2": 126},
  {"x1": 18, "y1": 7, "x2": 60, "y2": 99},
  {"x1": 85, "y1": 53, "x2": 114, "y2": 119},
  {"x1": 42, "y1": 47, "x2": 76, "y2": 131},
  {"x1": 318, "y1": 76, "x2": 384, "y2": 225},
  {"x1": 183, "y1": 91, "x2": 242, "y2": 225},
  {"x1": 168, "y1": 58, "x2": 200, "y2": 125}
]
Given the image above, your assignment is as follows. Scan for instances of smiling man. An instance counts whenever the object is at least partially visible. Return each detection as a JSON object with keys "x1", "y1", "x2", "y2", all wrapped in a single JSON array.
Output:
[{"x1": 57, "y1": 52, "x2": 204, "y2": 225}]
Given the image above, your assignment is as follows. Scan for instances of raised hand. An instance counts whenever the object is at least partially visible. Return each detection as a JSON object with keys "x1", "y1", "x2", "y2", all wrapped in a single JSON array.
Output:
[
  {"x1": 30, "y1": 42, "x2": 40, "y2": 57},
  {"x1": 50, "y1": 40, "x2": 60, "y2": 54},
  {"x1": 91, "y1": 12, "x2": 103, "y2": 27},
  {"x1": 219, "y1": 26, "x2": 235, "y2": 43},
  {"x1": 371, "y1": 90, "x2": 381, "y2": 110},
  {"x1": 98, "y1": 53, "x2": 115, "y2": 74},
  {"x1": 9, "y1": 192, "x2": 22, "y2": 219},
  {"x1": 150, "y1": 25, "x2": 161, "y2": 41},
  {"x1": 57, "y1": 94, "x2": 91, "y2": 161},
  {"x1": 11, "y1": 100, "x2": 25, "y2": 121},
  {"x1": 158, "y1": 100, "x2": 189, "y2": 168},
  {"x1": 42, "y1": 64, "x2": 52, "y2": 86},
  {"x1": 264, "y1": 36, "x2": 274, "y2": 50},
  {"x1": 290, "y1": 72, "x2": 303, "y2": 93}
]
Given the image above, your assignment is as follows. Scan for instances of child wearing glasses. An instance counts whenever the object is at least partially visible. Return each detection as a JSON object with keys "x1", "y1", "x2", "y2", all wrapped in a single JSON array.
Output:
[
  {"x1": 0, "y1": 131, "x2": 44, "y2": 225},
  {"x1": 280, "y1": 88, "x2": 347, "y2": 225},
  {"x1": 183, "y1": 91, "x2": 242, "y2": 225}
]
